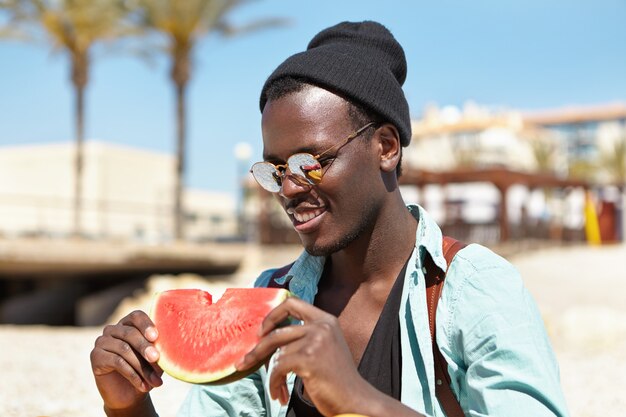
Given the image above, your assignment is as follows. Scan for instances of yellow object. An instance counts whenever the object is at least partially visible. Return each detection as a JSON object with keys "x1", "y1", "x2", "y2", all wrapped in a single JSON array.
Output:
[
  {"x1": 306, "y1": 169, "x2": 322, "y2": 182},
  {"x1": 584, "y1": 191, "x2": 602, "y2": 245},
  {"x1": 334, "y1": 415, "x2": 370, "y2": 417}
]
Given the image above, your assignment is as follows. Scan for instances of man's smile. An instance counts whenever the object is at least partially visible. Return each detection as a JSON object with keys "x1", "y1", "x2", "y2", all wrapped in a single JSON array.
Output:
[{"x1": 286, "y1": 206, "x2": 327, "y2": 228}]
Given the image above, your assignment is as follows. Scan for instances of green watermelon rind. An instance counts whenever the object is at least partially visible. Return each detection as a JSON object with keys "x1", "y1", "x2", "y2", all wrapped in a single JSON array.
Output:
[{"x1": 150, "y1": 288, "x2": 292, "y2": 384}]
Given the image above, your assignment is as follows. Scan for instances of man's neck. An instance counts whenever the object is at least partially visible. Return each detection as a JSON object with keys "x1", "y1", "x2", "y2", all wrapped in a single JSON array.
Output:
[{"x1": 326, "y1": 198, "x2": 417, "y2": 288}]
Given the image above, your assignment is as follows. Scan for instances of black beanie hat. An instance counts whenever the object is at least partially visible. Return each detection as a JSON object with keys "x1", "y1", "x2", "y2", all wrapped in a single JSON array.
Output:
[{"x1": 259, "y1": 21, "x2": 412, "y2": 147}]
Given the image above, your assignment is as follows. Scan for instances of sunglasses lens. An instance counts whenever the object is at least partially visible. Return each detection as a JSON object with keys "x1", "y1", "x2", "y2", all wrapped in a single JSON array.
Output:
[
  {"x1": 288, "y1": 154, "x2": 323, "y2": 184},
  {"x1": 251, "y1": 162, "x2": 281, "y2": 192},
  {"x1": 251, "y1": 154, "x2": 323, "y2": 193}
]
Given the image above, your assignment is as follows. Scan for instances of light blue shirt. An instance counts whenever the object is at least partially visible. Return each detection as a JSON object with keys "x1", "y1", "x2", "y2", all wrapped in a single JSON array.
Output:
[{"x1": 177, "y1": 205, "x2": 569, "y2": 417}]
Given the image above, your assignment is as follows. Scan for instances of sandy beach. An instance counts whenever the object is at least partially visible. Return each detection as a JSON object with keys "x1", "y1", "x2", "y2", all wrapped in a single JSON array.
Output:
[{"x1": 1, "y1": 242, "x2": 625, "y2": 417}]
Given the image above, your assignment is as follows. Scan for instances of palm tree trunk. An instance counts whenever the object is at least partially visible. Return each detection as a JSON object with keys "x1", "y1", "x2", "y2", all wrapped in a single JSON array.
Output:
[
  {"x1": 73, "y1": 74, "x2": 86, "y2": 238},
  {"x1": 174, "y1": 81, "x2": 186, "y2": 241}
]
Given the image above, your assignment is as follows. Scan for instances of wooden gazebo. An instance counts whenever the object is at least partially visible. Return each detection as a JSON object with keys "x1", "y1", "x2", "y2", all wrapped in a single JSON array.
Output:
[{"x1": 399, "y1": 167, "x2": 590, "y2": 242}]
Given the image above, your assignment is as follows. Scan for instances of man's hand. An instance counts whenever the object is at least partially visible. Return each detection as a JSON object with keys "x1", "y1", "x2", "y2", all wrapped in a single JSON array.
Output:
[
  {"x1": 236, "y1": 297, "x2": 375, "y2": 417},
  {"x1": 90, "y1": 310, "x2": 163, "y2": 412}
]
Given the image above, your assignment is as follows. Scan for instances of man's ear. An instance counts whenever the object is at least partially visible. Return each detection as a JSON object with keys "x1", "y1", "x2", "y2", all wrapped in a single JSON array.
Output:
[{"x1": 377, "y1": 123, "x2": 402, "y2": 173}]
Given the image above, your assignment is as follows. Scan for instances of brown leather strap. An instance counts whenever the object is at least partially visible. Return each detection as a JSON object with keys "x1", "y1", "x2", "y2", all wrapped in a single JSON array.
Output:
[{"x1": 425, "y1": 236, "x2": 467, "y2": 417}]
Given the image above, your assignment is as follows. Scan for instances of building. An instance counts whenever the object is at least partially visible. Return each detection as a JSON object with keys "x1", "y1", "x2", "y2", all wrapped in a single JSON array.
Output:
[
  {"x1": 400, "y1": 101, "x2": 626, "y2": 243},
  {"x1": 406, "y1": 101, "x2": 626, "y2": 180},
  {"x1": 0, "y1": 141, "x2": 237, "y2": 242},
  {"x1": 523, "y1": 102, "x2": 626, "y2": 184}
]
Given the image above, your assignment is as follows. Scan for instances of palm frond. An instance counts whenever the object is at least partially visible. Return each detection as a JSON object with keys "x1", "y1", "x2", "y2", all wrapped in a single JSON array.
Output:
[
  {"x1": 0, "y1": 25, "x2": 32, "y2": 40},
  {"x1": 1, "y1": 0, "x2": 131, "y2": 52},
  {"x1": 601, "y1": 134, "x2": 626, "y2": 184},
  {"x1": 214, "y1": 16, "x2": 289, "y2": 37}
]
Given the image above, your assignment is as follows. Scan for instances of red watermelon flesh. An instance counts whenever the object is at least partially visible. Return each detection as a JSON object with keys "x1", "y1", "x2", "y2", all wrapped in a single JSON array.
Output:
[{"x1": 151, "y1": 287, "x2": 290, "y2": 384}]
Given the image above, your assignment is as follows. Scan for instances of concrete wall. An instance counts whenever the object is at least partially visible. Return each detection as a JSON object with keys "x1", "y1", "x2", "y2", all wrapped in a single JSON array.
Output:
[{"x1": 0, "y1": 141, "x2": 236, "y2": 241}]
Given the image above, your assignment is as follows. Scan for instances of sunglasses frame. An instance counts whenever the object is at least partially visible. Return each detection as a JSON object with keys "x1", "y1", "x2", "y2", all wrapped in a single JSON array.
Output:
[{"x1": 250, "y1": 122, "x2": 377, "y2": 193}]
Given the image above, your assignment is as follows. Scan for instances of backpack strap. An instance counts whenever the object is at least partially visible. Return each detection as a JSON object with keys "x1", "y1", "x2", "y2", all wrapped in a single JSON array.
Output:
[{"x1": 424, "y1": 236, "x2": 467, "y2": 417}]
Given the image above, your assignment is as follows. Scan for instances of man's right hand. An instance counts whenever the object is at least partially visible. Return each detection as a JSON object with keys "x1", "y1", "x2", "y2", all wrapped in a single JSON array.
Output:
[{"x1": 90, "y1": 310, "x2": 164, "y2": 412}]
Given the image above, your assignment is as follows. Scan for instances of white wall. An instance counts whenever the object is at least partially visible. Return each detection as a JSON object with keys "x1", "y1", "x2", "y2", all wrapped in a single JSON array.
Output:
[{"x1": 0, "y1": 141, "x2": 236, "y2": 241}]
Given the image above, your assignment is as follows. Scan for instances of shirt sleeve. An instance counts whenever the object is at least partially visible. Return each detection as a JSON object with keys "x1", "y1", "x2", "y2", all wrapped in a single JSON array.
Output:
[
  {"x1": 176, "y1": 369, "x2": 267, "y2": 417},
  {"x1": 443, "y1": 244, "x2": 570, "y2": 417}
]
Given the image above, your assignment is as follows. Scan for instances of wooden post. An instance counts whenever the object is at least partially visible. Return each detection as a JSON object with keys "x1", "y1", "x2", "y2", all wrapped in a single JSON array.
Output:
[{"x1": 497, "y1": 184, "x2": 509, "y2": 242}]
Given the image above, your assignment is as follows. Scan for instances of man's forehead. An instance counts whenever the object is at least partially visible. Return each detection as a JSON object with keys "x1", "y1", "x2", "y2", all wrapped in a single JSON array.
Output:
[
  {"x1": 262, "y1": 86, "x2": 349, "y2": 122},
  {"x1": 295, "y1": 87, "x2": 344, "y2": 112},
  {"x1": 260, "y1": 88, "x2": 352, "y2": 161}
]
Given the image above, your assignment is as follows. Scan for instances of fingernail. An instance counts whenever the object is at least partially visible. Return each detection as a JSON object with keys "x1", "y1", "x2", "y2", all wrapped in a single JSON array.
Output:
[
  {"x1": 145, "y1": 346, "x2": 159, "y2": 362},
  {"x1": 146, "y1": 327, "x2": 158, "y2": 341},
  {"x1": 141, "y1": 381, "x2": 149, "y2": 392}
]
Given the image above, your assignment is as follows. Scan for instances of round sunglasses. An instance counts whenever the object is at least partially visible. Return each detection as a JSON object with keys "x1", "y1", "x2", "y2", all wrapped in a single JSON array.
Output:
[{"x1": 250, "y1": 122, "x2": 376, "y2": 193}]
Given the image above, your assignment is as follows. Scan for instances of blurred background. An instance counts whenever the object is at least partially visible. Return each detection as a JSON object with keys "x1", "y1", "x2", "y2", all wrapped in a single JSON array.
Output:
[{"x1": 0, "y1": 1, "x2": 625, "y2": 416}]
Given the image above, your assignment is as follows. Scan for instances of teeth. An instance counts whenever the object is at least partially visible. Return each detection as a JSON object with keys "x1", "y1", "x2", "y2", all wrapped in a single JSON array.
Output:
[{"x1": 292, "y1": 209, "x2": 324, "y2": 223}]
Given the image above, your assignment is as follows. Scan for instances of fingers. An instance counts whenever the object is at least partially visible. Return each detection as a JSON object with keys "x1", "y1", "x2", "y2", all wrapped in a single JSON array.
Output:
[
  {"x1": 91, "y1": 310, "x2": 163, "y2": 392},
  {"x1": 119, "y1": 310, "x2": 159, "y2": 342},
  {"x1": 259, "y1": 297, "x2": 332, "y2": 336},
  {"x1": 92, "y1": 335, "x2": 161, "y2": 392},
  {"x1": 237, "y1": 323, "x2": 308, "y2": 371},
  {"x1": 239, "y1": 299, "x2": 336, "y2": 371},
  {"x1": 265, "y1": 320, "x2": 341, "y2": 403},
  {"x1": 267, "y1": 338, "x2": 311, "y2": 405},
  {"x1": 103, "y1": 318, "x2": 160, "y2": 365}
]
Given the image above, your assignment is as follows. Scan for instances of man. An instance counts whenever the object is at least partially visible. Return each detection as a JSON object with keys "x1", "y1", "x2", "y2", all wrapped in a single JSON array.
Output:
[{"x1": 90, "y1": 21, "x2": 569, "y2": 417}]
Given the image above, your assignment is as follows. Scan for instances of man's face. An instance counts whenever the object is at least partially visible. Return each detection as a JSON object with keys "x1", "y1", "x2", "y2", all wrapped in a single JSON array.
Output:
[{"x1": 261, "y1": 86, "x2": 385, "y2": 256}]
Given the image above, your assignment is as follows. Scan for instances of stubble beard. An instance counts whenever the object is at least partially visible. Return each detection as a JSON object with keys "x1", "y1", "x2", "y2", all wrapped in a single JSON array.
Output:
[{"x1": 302, "y1": 201, "x2": 380, "y2": 257}]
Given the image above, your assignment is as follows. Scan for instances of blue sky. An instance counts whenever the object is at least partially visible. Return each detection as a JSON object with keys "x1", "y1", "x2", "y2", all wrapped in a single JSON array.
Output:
[{"x1": 1, "y1": 0, "x2": 625, "y2": 196}]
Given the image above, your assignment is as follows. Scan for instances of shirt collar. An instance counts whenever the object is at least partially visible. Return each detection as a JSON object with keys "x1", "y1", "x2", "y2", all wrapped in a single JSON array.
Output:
[
  {"x1": 286, "y1": 204, "x2": 447, "y2": 298},
  {"x1": 408, "y1": 204, "x2": 448, "y2": 273},
  {"x1": 285, "y1": 250, "x2": 326, "y2": 302}
]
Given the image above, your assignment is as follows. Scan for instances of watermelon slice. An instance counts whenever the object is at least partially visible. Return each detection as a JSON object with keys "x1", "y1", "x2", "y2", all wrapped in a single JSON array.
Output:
[{"x1": 151, "y1": 287, "x2": 290, "y2": 384}]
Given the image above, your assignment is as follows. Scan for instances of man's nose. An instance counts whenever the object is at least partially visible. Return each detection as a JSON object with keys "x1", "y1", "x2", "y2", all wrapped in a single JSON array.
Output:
[{"x1": 279, "y1": 172, "x2": 311, "y2": 198}]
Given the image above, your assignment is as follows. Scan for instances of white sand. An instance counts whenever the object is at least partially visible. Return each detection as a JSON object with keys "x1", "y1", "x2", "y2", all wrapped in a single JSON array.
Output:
[
  {"x1": 1, "y1": 243, "x2": 624, "y2": 417},
  {"x1": 512, "y1": 243, "x2": 626, "y2": 417}
]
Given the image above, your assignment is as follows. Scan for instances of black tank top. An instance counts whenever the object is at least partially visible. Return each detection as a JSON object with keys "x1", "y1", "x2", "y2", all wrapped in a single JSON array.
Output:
[{"x1": 286, "y1": 262, "x2": 406, "y2": 416}]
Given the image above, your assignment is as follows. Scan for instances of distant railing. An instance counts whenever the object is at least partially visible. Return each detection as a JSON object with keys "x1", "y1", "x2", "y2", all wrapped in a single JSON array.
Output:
[
  {"x1": 0, "y1": 192, "x2": 235, "y2": 241},
  {"x1": 442, "y1": 220, "x2": 586, "y2": 245}
]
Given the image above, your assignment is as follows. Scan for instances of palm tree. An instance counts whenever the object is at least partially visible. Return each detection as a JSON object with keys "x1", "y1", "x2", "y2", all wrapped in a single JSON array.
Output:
[
  {"x1": 601, "y1": 133, "x2": 626, "y2": 186},
  {"x1": 452, "y1": 134, "x2": 479, "y2": 168},
  {"x1": 126, "y1": 0, "x2": 284, "y2": 241},
  {"x1": 0, "y1": 0, "x2": 129, "y2": 237},
  {"x1": 568, "y1": 159, "x2": 598, "y2": 182},
  {"x1": 526, "y1": 128, "x2": 557, "y2": 173}
]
